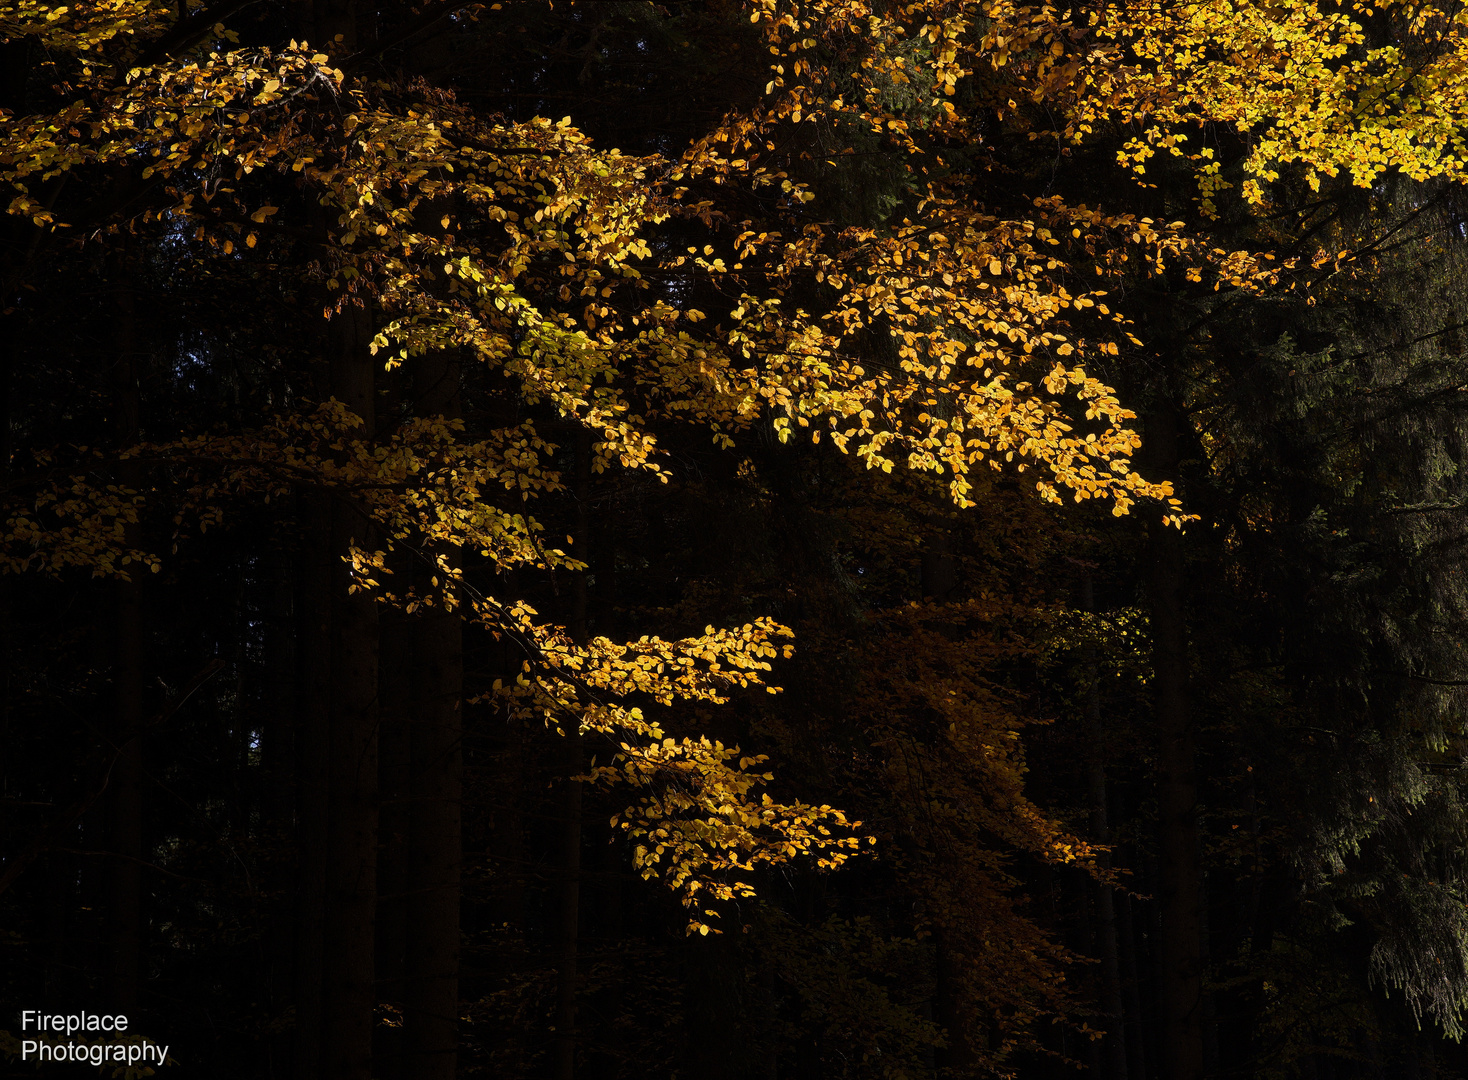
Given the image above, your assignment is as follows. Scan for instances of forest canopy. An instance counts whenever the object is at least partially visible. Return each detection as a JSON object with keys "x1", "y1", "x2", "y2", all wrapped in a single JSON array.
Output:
[{"x1": 7, "y1": 0, "x2": 1468, "y2": 1078}]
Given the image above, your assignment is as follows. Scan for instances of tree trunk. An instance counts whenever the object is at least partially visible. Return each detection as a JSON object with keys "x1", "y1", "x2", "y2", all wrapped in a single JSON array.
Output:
[
  {"x1": 1148, "y1": 400, "x2": 1204, "y2": 1080},
  {"x1": 0, "y1": 33, "x2": 24, "y2": 838},
  {"x1": 1199, "y1": 872, "x2": 1220, "y2": 1076},
  {"x1": 294, "y1": 494, "x2": 332, "y2": 1080},
  {"x1": 323, "y1": 301, "x2": 380, "y2": 1080},
  {"x1": 925, "y1": 526, "x2": 969, "y2": 1075},
  {"x1": 0, "y1": 301, "x2": 10, "y2": 870},
  {"x1": 108, "y1": 264, "x2": 144, "y2": 1014},
  {"x1": 405, "y1": 607, "x2": 462, "y2": 1080},
  {"x1": 553, "y1": 428, "x2": 593, "y2": 1080},
  {"x1": 1119, "y1": 888, "x2": 1149, "y2": 1080},
  {"x1": 295, "y1": 2, "x2": 365, "y2": 1062},
  {"x1": 934, "y1": 930, "x2": 975, "y2": 1073},
  {"x1": 259, "y1": 533, "x2": 297, "y2": 1077},
  {"x1": 1084, "y1": 579, "x2": 1128, "y2": 1080},
  {"x1": 262, "y1": 538, "x2": 297, "y2": 831},
  {"x1": 377, "y1": 609, "x2": 412, "y2": 1080},
  {"x1": 553, "y1": 740, "x2": 583, "y2": 1080},
  {"x1": 403, "y1": 347, "x2": 463, "y2": 1080},
  {"x1": 489, "y1": 707, "x2": 528, "y2": 932}
]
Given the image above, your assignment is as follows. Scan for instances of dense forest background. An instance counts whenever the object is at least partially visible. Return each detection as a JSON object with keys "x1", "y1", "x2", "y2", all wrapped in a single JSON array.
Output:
[{"x1": 7, "y1": 1, "x2": 1468, "y2": 1078}]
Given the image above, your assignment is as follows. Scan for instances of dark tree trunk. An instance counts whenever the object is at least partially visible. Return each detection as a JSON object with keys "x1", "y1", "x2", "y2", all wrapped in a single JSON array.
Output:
[
  {"x1": 0, "y1": 36, "x2": 26, "y2": 930},
  {"x1": 553, "y1": 741, "x2": 584, "y2": 1080},
  {"x1": 1199, "y1": 873, "x2": 1220, "y2": 1075},
  {"x1": 1084, "y1": 579, "x2": 1129, "y2": 1080},
  {"x1": 489, "y1": 710, "x2": 528, "y2": 932},
  {"x1": 262, "y1": 538, "x2": 297, "y2": 830},
  {"x1": 404, "y1": 607, "x2": 462, "y2": 1080},
  {"x1": 294, "y1": 0, "x2": 366, "y2": 1054},
  {"x1": 259, "y1": 534, "x2": 296, "y2": 1077},
  {"x1": 294, "y1": 495, "x2": 332, "y2": 1080},
  {"x1": 924, "y1": 526, "x2": 969, "y2": 1075},
  {"x1": 108, "y1": 264, "x2": 144, "y2": 1014},
  {"x1": 1119, "y1": 888, "x2": 1149, "y2": 1080},
  {"x1": 553, "y1": 428, "x2": 593, "y2": 1080},
  {"x1": 403, "y1": 347, "x2": 464, "y2": 1080},
  {"x1": 0, "y1": 304, "x2": 10, "y2": 858},
  {"x1": 377, "y1": 608, "x2": 413, "y2": 1080},
  {"x1": 934, "y1": 930, "x2": 975, "y2": 1073},
  {"x1": 1148, "y1": 400, "x2": 1204, "y2": 1080},
  {"x1": 323, "y1": 302, "x2": 380, "y2": 1080}
]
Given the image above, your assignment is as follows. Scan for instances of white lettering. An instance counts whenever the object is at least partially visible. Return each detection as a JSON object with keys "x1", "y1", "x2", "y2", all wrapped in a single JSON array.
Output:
[{"x1": 15, "y1": 1014, "x2": 159, "y2": 1066}]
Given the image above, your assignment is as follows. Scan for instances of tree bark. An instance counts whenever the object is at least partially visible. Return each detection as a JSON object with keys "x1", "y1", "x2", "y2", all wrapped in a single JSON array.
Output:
[
  {"x1": 1148, "y1": 400, "x2": 1204, "y2": 1080},
  {"x1": 552, "y1": 428, "x2": 593, "y2": 1080},
  {"x1": 934, "y1": 930, "x2": 975, "y2": 1073},
  {"x1": 1119, "y1": 888, "x2": 1149, "y2": 1080},
  {"x1": 0, "y1": 290, "x2": 11, "y2": 872},
  {"x1": 262, "y1": 537, "x2": 297, "y2": 830},
  {"x1": 108, "y1": 263, "x2": 144, "y2": 1014},
  {"x1": 1084, "y1": 579, "x2": 1129, "y2": 1080},
  {"x1": 323, "y1": 301, "x2": 380, "y2": 1080},
  {"x1": 377, "y1": 608, "x2": 412, "y2": 1080},
  {"x1": 404, "y1": 607, "x2": 462, "y2": 1080},
  {"x1": 1199, "y1": 871, "x2": 1220, "y2": 1076},
  {"x1": 924, "y1": 526, "x2": 969, "y2": 1074},
  {"x1": 403, "y1": 347, "x2": 463, "y2": 1080},
  {"x1": 553, "y1": 740, "x2": 583, "y2": 1080},
  {"x1": 294, "y1": 493, "x2": 332, "y2": 1080},
  {"x1": 259, "y1": 533, "x2": 297, "y2": 1077},
  {"x1": 297, "y1": 0, "x2": 366, "y2": 1066},
  {"x1": 0, "y1": 38, "x2": 27, "y2": 927}
]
